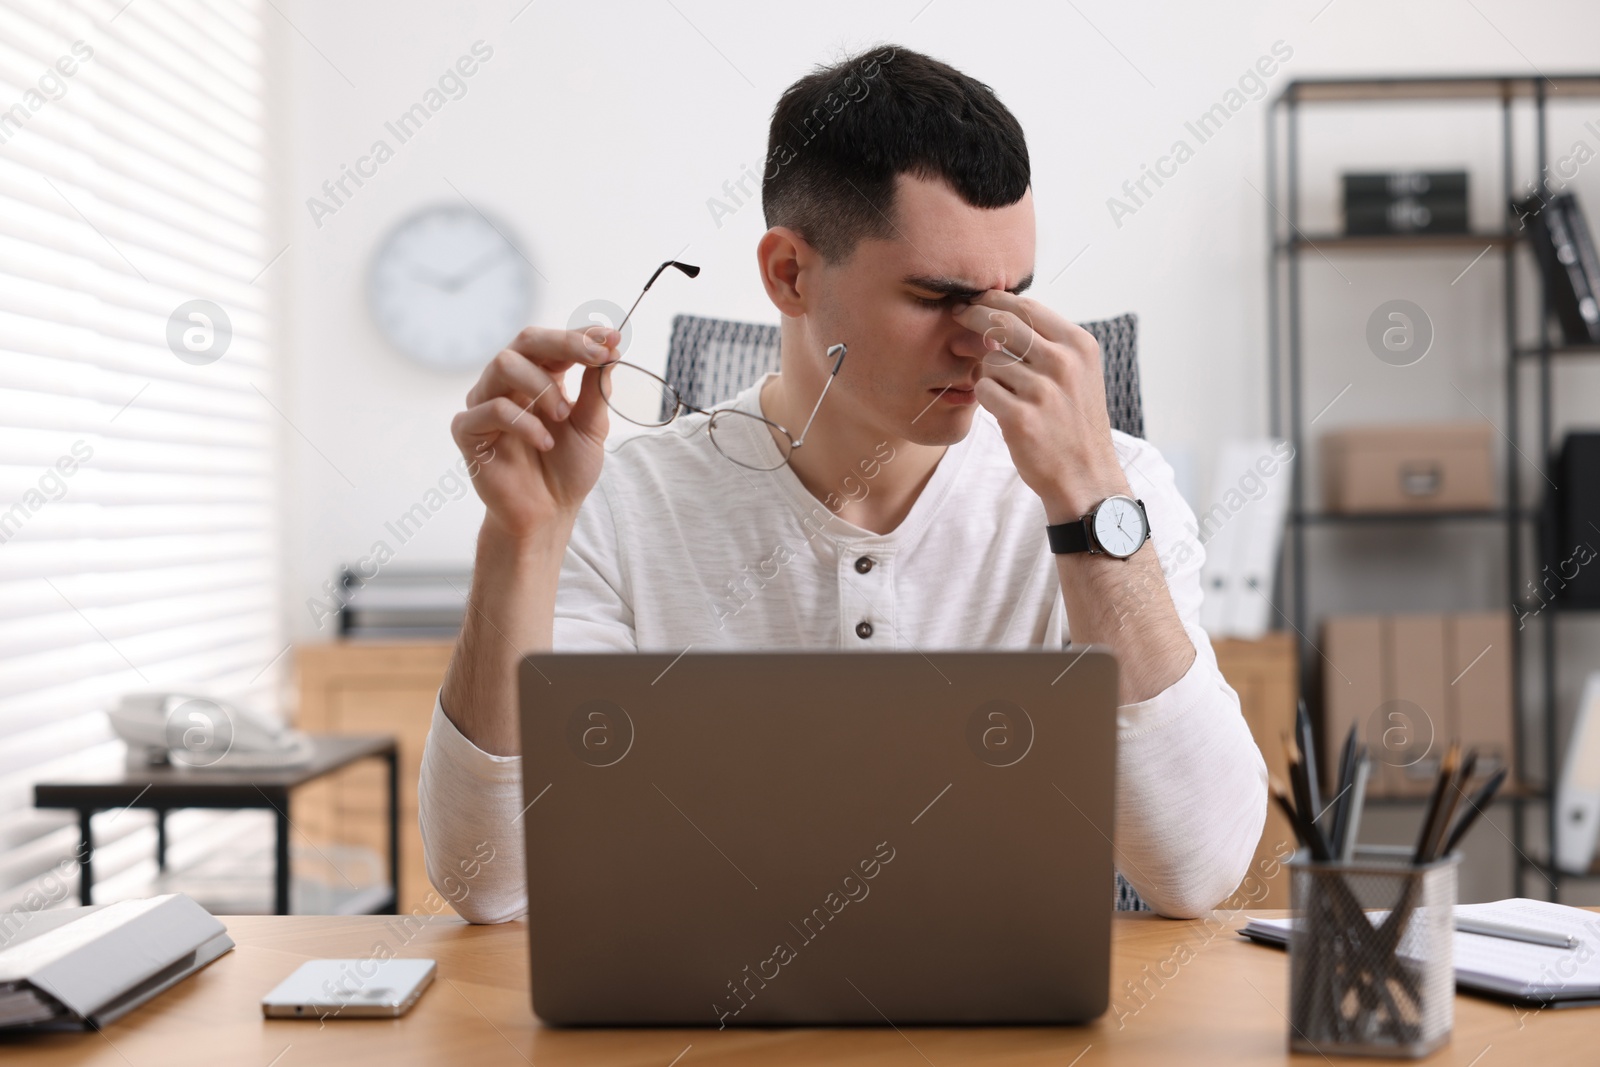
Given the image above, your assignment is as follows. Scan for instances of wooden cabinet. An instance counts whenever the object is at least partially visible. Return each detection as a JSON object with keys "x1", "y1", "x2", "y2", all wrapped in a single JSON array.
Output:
[
  {"x1": 293, "y1": 641, "x2": 453, "y2": 915},
  {"x1": 1213, "y1": 632, "x2": 1299, "y2": 908}
]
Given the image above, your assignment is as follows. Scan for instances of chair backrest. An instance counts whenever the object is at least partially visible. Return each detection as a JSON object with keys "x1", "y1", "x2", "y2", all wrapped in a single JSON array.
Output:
[
  {"x1": 660, "y1": 311, "x2": 1152, "y2": 913},
  {"x1": 662, "y1": 311, "x2": 1146, "y2": 438}
]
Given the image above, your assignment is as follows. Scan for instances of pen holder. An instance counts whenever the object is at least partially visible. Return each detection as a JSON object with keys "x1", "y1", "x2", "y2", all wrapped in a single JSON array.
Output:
[{"x1": 1287, "y1": 846, "x2": 1459, "y2": 1059}]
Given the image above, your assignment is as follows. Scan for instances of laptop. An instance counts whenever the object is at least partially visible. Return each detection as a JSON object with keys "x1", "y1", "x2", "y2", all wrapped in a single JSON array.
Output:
[{"x1": 517, "y1": 648, "x2": 1119, "y2": 1027}]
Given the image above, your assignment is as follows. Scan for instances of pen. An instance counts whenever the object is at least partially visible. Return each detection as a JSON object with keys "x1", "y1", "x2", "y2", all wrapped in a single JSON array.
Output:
[
  {"x1": 1339, "y1": 755, "x2": 1370, "y2": 862},
  {"x1": 1455, "y1": 917, "x2": 1579, "y2": 950}
]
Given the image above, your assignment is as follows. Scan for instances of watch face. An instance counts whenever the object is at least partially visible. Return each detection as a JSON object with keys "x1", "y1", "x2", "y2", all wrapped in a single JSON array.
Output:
[{"x1": 1092, "y1": 496, "x2": 1146, "y2": 558}]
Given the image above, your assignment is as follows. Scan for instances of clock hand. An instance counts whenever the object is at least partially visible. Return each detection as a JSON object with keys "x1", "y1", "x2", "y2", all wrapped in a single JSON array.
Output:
[
  {"x1": 409, "y1": 248, "x2": 506, "y2": 292},
  {"x1": 440, "y1": 247, "x2": 511, "y2": 293},
  {"x1": 410, "y1": 265, "x2": 454, "y2": 288}
]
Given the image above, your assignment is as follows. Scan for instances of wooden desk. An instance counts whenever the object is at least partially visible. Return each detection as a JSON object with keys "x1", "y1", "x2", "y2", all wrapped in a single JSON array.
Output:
[{"x1": 3, "y1": 910, "x2": 1585, "y2": 1065}]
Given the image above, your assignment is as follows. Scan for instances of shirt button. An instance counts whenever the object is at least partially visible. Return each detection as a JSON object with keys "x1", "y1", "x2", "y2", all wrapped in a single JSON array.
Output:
[
  {"x1": 854, "y1": 556, "x2": 874, "y2": 574},
  {"x1": 855, "y1": 620, "x2": 873, "y2": 639}
]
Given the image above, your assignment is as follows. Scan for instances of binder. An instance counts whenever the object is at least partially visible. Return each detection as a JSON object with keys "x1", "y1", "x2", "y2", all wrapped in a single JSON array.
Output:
[
  {"x1": 1322, "y1": 615, "x2": 1384, "y2": 794},
  {"x1": 1321, "y1": 613, "x2": 1515, "y2": 797},
  {"x1": 0, "y1": 894, "x2": 233, "y2": 1030},
  {"x1": 1542, "y1": 432, "x2": 1600, "y2": 608},
  {"x1": 1448, "y1": 613, "x2": 1515, "y2": 786},
  {"x1": 1555, "y1": 673, "x2": 1600, "y2": 874},
  {"x1": 1196, "y1": 439, "x2": 1293, "y2": 639},
  {"x1": 1388, "y1": 615, "x2": 1447, "y2": 797},
  {"x1": 1516, "y1": 192, "x2": 1600, "y2": 345}
]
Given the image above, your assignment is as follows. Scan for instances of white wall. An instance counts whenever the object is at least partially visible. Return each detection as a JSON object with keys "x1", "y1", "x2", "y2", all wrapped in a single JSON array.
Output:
[{"x1": 271, "y1": 0, "x2": 1600, "y2": 643}]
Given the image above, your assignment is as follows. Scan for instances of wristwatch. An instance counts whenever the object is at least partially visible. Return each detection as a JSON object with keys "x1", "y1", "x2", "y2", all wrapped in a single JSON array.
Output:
[{"x1": 1047, "y1": 494, "x2": 1151, "y2": 559}]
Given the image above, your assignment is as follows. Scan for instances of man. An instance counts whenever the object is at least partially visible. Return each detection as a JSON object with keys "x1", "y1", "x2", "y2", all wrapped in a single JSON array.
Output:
[{"x1": 419, "y1": 44, "x2": 1267, "y2": 922}]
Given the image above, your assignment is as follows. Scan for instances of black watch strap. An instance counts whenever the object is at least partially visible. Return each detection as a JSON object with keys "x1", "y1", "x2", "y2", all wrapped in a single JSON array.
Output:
[{"x1": 1046, "y1": 518, "x2": 1093, "y2": 554}]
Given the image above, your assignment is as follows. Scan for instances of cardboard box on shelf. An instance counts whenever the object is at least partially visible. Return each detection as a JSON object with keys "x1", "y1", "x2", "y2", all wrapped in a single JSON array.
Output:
[
  {"x1": 1321, "y1": 422, "x2": 1495, "y2": 514},
  {"x1": 1321, "y1": 612, "x2": 1514, "y2": 800}
]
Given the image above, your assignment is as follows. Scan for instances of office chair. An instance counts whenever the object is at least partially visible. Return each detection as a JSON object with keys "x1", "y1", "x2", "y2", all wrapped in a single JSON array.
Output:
[
  {"x1": 661, "y1": 311, "x2": 1154, "y2": 912},
  {"x1": 660, "y1": 311, "x2": 1146, "y2": 438}
]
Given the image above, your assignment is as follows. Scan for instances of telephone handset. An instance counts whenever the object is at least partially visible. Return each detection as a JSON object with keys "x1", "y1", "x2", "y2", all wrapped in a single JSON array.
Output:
[{"x1": 109, "y1": 691, "x2": 315, "y2": 770}]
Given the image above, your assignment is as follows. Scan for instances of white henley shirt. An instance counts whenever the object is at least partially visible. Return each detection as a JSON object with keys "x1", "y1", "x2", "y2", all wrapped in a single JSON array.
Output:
[{"x1": 418, "y1": 371, "x2": 1268, "y2": 921}]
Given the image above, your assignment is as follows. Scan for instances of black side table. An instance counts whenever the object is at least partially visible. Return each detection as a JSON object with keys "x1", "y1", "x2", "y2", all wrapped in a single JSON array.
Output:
[{"x1": 34, "y1": 734, "x2": 399, "y2": 916}]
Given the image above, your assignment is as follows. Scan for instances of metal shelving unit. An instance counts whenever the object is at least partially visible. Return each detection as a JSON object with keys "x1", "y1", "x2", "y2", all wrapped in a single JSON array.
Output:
[{"x1": 1266, "y1": 74, "x2": 1600, "y2": 902}]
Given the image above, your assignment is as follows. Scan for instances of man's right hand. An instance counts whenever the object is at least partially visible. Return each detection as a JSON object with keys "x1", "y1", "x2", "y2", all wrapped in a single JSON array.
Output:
[{"x1": 450, "y1": 325, "x2": 620, "y2": 540}]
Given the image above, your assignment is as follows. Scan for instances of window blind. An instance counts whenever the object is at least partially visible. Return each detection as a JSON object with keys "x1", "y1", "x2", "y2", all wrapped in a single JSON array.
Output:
[{"x1": 0, "y1": 0, "x2": 281, "y2": 913}]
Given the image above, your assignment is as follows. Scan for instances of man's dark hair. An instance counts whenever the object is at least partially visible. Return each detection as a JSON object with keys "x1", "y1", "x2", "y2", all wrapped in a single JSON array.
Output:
[{"x1": 762, "y1": 45, "x2": 1030, "y2": 263}]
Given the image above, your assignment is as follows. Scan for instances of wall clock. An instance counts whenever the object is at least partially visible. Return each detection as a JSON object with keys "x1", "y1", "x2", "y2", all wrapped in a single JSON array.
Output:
[{"x1": 367, "y1": 203, "x2": 534, "y2": 371}]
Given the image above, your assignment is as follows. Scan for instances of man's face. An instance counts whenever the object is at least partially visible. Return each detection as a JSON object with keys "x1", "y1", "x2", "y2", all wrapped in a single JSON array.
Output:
[{"x1": 806, "y1": 173, "x2": 1036, "y2": 447}]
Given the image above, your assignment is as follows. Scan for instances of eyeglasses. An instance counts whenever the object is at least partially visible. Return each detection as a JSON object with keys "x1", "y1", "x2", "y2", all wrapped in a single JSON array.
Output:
[{"x1": 593, "y1": 260, "x2": 849, "y2": 472}]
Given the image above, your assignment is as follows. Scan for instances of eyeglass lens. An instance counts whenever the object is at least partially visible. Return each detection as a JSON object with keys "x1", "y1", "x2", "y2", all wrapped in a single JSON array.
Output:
[{"x1": 599, "y1": 361, "x2": 793, "y2": 471}]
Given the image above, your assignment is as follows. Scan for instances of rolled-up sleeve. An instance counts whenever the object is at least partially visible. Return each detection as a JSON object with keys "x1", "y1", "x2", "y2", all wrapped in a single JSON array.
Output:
[
  {"x1": 1108, "y1": 434, "x2": 1270, "y2": 918},
  {"x1": 418, "y1": 696, "x2": 528, "y2": 923},
  {"x1": 417, "y1": 481, "x2": 635, "y2": 923}
]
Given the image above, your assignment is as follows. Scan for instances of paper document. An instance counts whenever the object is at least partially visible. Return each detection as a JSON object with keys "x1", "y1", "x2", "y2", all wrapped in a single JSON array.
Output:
[{"x1": 1240, "y1": 897, "x2": 1600, "y2": 1004}]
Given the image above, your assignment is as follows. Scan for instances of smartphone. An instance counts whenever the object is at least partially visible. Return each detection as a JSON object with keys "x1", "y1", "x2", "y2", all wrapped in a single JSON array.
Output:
[{"x1": 261, "y1": 958, "x2": 437, "y2": 1019}]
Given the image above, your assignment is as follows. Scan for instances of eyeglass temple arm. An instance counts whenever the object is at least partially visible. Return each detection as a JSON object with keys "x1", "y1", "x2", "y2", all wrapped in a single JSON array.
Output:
[
  {"x1": 616, "y1": 260, "x2": 701, "y2": 334},
  {"x1": 791, "y1": 343, "x2": 848, "y2": 448}
]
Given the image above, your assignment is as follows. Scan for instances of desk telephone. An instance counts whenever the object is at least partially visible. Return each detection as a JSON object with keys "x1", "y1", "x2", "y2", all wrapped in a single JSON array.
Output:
[{"x1": 109, "y1": 692, "x2": 315, "y2": 770}]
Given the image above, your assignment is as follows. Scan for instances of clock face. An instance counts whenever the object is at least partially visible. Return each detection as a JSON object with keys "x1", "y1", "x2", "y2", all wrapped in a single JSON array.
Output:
[
  {"x1": 367, "y1": 204, "x2": 534, "y2": 371},
  {"x1": 1092, "y1": 496, "x2": 1146, "y2": 558}
]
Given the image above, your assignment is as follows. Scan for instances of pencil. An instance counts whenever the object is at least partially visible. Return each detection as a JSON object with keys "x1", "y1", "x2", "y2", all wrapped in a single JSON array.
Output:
[
  {"x1": 1440, "y1": 766, "x2": 1509, "y2": 856},
  {"x1": 1271, "y1": 773, "x2": 1329, "y2": 861},
  {"x1": 1269, "y1": 774, "x2": 1302, "y2": 839},
  {"x1": 1411, "y1": 742, "x2": 1460, "y2": 865},
  {"x1": 1424, "y1": 748, "x2": 1478, "y2": 863},
  {"x1": 1296, "y1": 699, "x2": 1324, "y2": 829},
  {"x1": 1281, "y1": 734, "x2": 1330, "y2": 860}
]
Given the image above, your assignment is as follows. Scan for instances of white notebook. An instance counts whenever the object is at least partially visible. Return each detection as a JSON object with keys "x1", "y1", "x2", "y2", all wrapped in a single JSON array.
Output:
[
  {"x1": 0, "y1": 894, "x2": 233, "y2": 1030},
  {"x1": 1241, "y1": 898, "x2": 1600, "y2": 1006}
]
